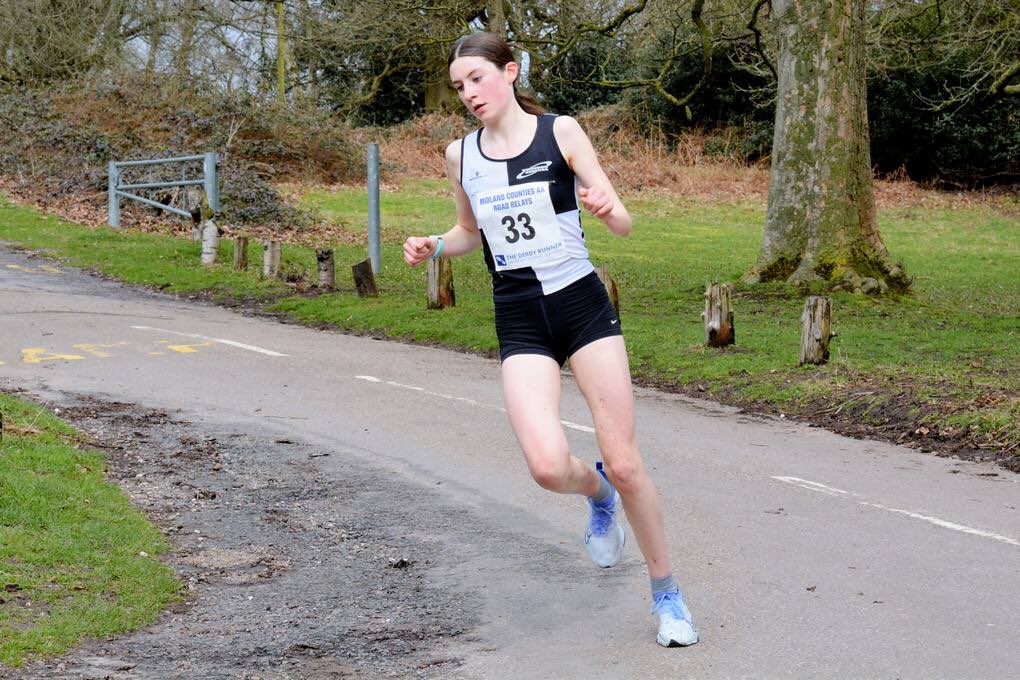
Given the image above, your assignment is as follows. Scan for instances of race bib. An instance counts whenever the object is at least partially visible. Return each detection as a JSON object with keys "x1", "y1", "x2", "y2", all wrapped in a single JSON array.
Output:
[{"x1": 474, "y1": 182, "x2": 566, "y2": 271}]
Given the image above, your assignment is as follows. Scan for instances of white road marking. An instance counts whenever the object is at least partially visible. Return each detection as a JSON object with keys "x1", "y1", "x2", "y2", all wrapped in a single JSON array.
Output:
[
  {"x1": 354, "y1": 375, "x2": 597, "y2": 433},
  {"x1": 773, "y1": 475, "x2": 1019, "y2": 548},
  {"x1": 130, "y1": 326, "x2": 288, "y2": 357}
]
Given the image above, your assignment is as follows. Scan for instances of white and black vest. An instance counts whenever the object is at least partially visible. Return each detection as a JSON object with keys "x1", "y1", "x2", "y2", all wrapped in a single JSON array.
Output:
[{"x1": 460, "y1": 114, "x2": 593, "y2": 301}]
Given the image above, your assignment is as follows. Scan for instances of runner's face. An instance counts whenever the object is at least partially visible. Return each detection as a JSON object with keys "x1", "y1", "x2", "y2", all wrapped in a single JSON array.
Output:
[{"x1": 450, "y1": 56, "x2": 516, "y2": 122}]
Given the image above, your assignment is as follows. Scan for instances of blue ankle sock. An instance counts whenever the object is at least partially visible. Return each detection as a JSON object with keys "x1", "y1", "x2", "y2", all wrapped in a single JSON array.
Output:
[
  {"x1": 650, "y1": 573, "x2": 678, "y2": 597},
  {"x1": 589, "y1": 462, "x2": 614, "y2": 505}
]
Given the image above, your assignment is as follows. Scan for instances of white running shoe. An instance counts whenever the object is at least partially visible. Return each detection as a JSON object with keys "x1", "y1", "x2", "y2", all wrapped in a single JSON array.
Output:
[
  {"x1": 585, "y1": 489, "x2": 625, "y2": 568},
  {"x1": 651, "y1": 588, "x2": 699, "y2": 647}
]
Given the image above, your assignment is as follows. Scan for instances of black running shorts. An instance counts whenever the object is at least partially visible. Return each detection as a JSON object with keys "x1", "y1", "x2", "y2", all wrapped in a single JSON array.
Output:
[{"x1": 494, "y1": 271, "x2": 622, "y2": 367}]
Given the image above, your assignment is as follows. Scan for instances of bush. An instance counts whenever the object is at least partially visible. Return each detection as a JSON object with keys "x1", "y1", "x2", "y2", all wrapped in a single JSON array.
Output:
[{"x1": 0, "y1": 76, "x2": 363, "y2": 231}]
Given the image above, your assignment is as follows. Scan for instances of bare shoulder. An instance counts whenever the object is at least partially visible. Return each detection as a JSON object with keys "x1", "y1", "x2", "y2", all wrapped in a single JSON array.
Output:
[
  {"x1": 552, "y1": 115, "x2": 595, "y2": 167},
  {"x1": 445, "y1": 139, "x2": 463, "y2": 180},
  {"x1": 552, "y1": 114, "x2": 586, "y2": 143},
  {"x1": 444, "y1": 139, "x2": 461, "y2": 163}
]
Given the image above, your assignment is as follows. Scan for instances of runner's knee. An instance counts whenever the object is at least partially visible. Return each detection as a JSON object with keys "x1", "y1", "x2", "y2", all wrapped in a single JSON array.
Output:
[
  {"x1": 603, "y1": 458, "x2": 643, "y2": 496},
  {"x1": 526, "y1": 453, "x2": 572, "y2": 492}
]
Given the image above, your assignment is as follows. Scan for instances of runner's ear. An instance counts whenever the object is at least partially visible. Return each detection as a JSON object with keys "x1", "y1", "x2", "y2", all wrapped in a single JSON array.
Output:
[{"x1": 504, "y1": 61, "x2": 519, "y2": 85}]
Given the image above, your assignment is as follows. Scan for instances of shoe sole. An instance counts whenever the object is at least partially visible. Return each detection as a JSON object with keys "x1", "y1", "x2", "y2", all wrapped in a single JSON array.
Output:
[{"x1": 657, "y1": 632, "x2": 698, "y2": 647}]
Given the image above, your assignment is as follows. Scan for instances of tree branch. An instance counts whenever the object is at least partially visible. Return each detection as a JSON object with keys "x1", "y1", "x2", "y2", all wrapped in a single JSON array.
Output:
[{"x1": 990, "y1": 60, "x2": 1020, "y2": 96}]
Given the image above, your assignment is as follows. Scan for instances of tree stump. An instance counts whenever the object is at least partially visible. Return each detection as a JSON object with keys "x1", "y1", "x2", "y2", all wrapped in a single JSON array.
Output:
[
  {"x1": 352, "y1": 259, "x2": 378, "y2": 297},
  {"x1": 233, "y1": 237, "x2": 249, "y2": 271},
  {"x1": 262, "y1": 240, "x2": 281, "y2": 279},
  {"x1": 427, "y1": 256, "x2": 455, "y2": 309},
  {"x1": 800, "y1": 296, "x2": 834, "y2": 365},
  {"x1": 702, "y1": 282, "x2": 735, "y2": 347},
  {"x1": 200, "y1": 220, "x2": 219, "y2": 266},
  {"x1": 595, "y1": 265, "x2": 620, "y2": 316},
  {"x1": 316, "y1": 248, "x2": 336, "y2": 291}
]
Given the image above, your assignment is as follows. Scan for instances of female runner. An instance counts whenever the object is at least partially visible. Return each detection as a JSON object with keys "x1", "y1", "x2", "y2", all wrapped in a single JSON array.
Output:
[{"x1": 403, "y1": 32, "x2": 698, "y2": 648}]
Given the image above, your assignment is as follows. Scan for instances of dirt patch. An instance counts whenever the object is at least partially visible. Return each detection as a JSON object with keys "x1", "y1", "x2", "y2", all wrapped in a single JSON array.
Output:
[
  {"x1": 10, "y1": 393, "x2": 479, "y2": 679},
  {"x1": 631, "y1": 373, "x2": 1019, "y2": 473}
]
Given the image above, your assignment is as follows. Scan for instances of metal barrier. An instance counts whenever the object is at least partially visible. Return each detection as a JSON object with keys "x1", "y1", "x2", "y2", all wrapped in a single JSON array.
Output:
[{"x1": 107, "y1": 152, "x2": 219, "y2": 228}]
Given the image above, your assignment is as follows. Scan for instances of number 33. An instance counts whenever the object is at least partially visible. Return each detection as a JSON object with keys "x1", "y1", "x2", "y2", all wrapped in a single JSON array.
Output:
[{"x1": 502, "y1": 213, "x2": 535, "y2": 243}]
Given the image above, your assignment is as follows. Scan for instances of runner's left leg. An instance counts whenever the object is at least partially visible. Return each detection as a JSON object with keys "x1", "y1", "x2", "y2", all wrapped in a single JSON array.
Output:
[{"x1": 568, "y1": 335, "x2": 672, "y2": 579}]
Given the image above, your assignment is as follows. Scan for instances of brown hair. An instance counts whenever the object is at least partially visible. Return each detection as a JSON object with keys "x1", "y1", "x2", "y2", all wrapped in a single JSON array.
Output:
[{"x1": 448, "y1": 32, "x2": 545, "y2": 115}]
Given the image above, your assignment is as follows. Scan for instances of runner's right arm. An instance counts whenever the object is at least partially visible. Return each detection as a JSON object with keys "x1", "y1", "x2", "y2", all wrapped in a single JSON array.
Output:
[{"x1": 403, "y1": 141, "x2": 482, "y2": 267}]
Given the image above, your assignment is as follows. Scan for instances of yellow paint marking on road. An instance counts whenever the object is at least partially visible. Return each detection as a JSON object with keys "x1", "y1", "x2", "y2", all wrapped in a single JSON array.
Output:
[
  {"x1": 22, "y1": 348, "x2": 86, "y2": 364},
  {"x1": 72, "y1": 342, "x2": 130, "y2": 358},
  {"x1": 4, "y1": 264, "x2": 61, "y2": 274},
  {"x1": 148, "y1": 352, "x2": 164, "y2": 356},
  {"x1": 157, "y1": 340, "x2": 214, "y2": 354}
]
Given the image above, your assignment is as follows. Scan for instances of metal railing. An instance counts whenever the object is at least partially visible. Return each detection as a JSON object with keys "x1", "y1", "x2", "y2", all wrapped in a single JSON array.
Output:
[{"x1": 108, "y1": 152, "x2": 219, "y2": 228}]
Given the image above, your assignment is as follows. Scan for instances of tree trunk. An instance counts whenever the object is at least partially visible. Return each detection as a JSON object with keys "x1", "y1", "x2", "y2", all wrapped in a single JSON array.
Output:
[
  {"x1": 275, "y1": 0, "x2": 287, "y2": 107},
  {"x1": 486, "y1": 0, "x2": 506, "y2": 37},
  {"x1": 743, "y1": 0, "x2": 909, "y2": 294},
  {"x1": 424, "y1": 44, "x2": 457, "y2": 112}
]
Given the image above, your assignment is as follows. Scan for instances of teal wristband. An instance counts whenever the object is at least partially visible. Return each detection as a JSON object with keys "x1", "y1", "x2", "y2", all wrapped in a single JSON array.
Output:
[{"x1": 429, "y1": 236, "x2": 445, "y2": 259}]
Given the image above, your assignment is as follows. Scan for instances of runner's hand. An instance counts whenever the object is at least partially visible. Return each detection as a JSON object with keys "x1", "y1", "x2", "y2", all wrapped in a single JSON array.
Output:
[
  {"x1": 578, "y1": 186, "x2": 613, "y2": 219},
  {"x1": 403, "y1": 236, "x2": 435, "y2": 266}
]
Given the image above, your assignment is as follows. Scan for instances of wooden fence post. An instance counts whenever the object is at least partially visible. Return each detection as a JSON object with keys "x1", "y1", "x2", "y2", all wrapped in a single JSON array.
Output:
[
  {"x1": 316, "y1": 248, "x2": 336, "y2": 291},
  {"x1": 352, "y1": 259, "x2": 378, "y2": 297},
  {"x1": 426, "y1": 257, "x2": 455, "y2": 309},
  {"x1": 703, "y1": 282, "x2": 735, "y2": 347},
  {"x1": 800, "y1": 296, "x2": 834, "y2": 365},
  {"x1": 595, "y1": 265, "x2": 620, "y2": 316},
  {"x1": 233, "y1": 237, "x2": 249, "y2": 271},
  {"x1": 262, "y1": 240, "x2": 281, "y2": 279},
  {"x1": 200, "y1": 220, "x2": 219, "y2": 266}
]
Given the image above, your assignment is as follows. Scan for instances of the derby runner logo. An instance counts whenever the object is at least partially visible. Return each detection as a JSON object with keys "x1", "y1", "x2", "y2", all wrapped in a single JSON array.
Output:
[{"x1": 515, "y1": 161, "x2": 552, "y2": 180}]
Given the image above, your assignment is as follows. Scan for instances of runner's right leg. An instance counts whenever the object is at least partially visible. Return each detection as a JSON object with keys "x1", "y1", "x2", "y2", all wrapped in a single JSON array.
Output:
[
  {"x1": 501, "y1": 353, "x2": 599, "y2": 497},
  {"x1": 501, "y1": 353, "x2": 624, "y2": 567}
]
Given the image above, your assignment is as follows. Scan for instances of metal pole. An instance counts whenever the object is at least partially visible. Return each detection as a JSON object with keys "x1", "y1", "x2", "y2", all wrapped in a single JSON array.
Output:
[
  {"x1": 367, "y1": 142, "x2": 381, "y2": 274},
  {"x1": 204, "y1": 152, "x2": 220, "y2": 215},
  {"x1": 108, "y1": 161, "x2": 121, "y2": 228}
]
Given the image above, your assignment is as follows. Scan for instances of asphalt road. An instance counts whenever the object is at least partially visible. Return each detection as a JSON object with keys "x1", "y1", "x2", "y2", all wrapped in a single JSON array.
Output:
[{"x1": 2, "y1": 244, "x2": 1018, "y2": 679}]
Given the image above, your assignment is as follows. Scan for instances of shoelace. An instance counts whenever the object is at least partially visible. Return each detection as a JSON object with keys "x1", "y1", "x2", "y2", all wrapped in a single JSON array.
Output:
[
  {"x1": 587, "y1": 497, "x2": 616, "y2": 535},
  {"x1": 651, "y1": 589, "x2": 691, "y2": 621}
]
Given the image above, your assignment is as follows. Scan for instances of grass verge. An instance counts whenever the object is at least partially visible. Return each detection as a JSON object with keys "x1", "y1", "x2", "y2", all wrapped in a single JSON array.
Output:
[
  {"x1": 1, "y1": 186, "x2": 1017, "y2": 468},
  {"x1": 0, "y1": 392, "x2": 181, "y2": 668}
]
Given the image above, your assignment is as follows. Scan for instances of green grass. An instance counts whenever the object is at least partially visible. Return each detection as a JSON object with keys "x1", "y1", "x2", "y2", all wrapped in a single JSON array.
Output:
[
  {"x1": 0, "y1": 393, "x2": 181, "y2": 667},
  {"x1": 1, "y1": 188, "x2": 1017, "y2": 454}
]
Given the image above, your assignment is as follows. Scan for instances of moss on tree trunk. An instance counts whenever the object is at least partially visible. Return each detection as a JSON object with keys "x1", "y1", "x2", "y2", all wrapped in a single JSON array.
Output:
[{"x1": 743, "y1": 0, "x2": 910, "y2": 294}]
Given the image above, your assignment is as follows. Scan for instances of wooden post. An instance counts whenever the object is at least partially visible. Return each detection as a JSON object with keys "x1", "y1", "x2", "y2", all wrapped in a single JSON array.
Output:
[
  {"x1": 426, "y1": 257, "x2": 455, "y2": 309},
  {"x1": 233, "y1": 237, "x2": 249, "y2": 271},
  {"x1": 200, "y1": 220, "x2": 219, "y2": 265},
  {"x1": 800, "y1": 296, "x2": 834, "y2": 365},
  {"x1": 193, "y1": 192, "x2": 208, "y2": 241},
  {"x1": 262, "y1": 240, "x2": 281, "y2": 279},
  {"x1": 595, "y1": 265, "x2": 620, "y2": 316},
  {"x1": 702, "y1": 282, "x2": 735, "y2": 347},
  {"x1": 316, "y1": 248, "x2": 336, "y2": 291},
  {"x1": 352, "y1": 259, "x2": 378, "y2": 297}
]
